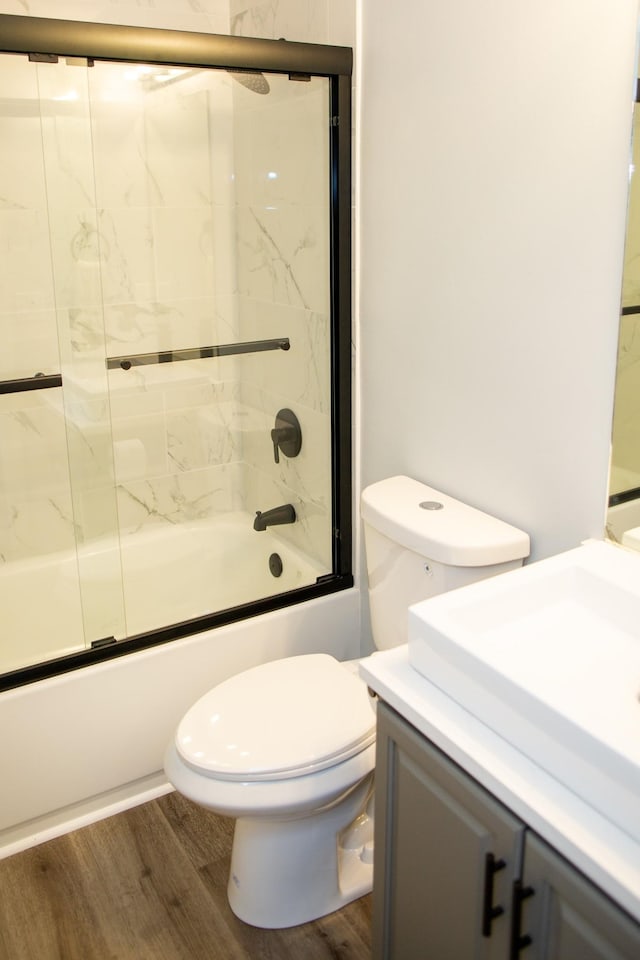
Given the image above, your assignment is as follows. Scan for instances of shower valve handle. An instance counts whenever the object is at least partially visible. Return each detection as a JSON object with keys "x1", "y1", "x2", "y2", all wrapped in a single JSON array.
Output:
[
  {"x1": 271, "y1": 426, "x2": 295, "y2": 463},
  {"x1": 271, "y1": 409, "x2": 302, "y2": 465},
  {"x1": 271, "y1": 430, "x2": 283, "y2": 464}
]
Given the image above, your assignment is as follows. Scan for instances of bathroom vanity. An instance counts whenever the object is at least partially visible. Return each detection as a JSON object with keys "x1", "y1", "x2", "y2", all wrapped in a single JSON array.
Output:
[
  {"x1": 370, "y1": 695, "x2": 640, "y2": 959},
  {"x1": 361, "y1": 542, "x2": 640, "y2": 959}
]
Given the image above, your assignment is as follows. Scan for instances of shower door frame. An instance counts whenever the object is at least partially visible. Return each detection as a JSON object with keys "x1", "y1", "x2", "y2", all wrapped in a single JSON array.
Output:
[{"x1": 0, "y1": 14, "x2": 353, "y2": 691}]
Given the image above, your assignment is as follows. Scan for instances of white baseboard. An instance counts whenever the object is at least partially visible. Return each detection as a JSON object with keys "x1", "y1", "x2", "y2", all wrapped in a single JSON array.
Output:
[{"x1": 0, "y1": 771, "x2": 174, "y2": 861}]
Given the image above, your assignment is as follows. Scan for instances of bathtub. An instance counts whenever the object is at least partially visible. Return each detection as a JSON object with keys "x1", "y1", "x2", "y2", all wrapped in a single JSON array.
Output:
[
  {"x1": 606, "y1": 497, "x2": 640, "y2": 544},
  {"x1": 0, "y1": 513, "x2": 325, "y2": 675}
]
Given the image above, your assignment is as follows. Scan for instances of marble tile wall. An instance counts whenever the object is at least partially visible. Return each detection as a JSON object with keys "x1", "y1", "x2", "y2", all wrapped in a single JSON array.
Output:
[
  {"x1": 0, "y1": 52, "x2": 241, "y2": 561},
  {"x1": 0, "y1": 54, "x2": 72, "y2": 562},
  {"x1": 0, "y1": 0, "x2": 353, "y2": 583},
  {"x1": 0, "y1": 54, "x2": 61, "y2": 382},
  {"x1": 0, "y1": 390, "x2": 77, "y2": 561},
  {"x1": 229, "y1": 0, "x2": 355, "y2": 48},
  {"x1": 0, "y1": 1, "x2": 230, "y2": 34},
  {"x1": 59, "y1": 62, "x2": 244, "y2": 549},
  {"x1": 230, "y1": 73, "x2": 333, "y2": 563}
]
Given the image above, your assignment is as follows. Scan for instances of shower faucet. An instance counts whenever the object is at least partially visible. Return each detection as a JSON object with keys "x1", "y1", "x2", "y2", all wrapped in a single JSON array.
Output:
[
  {"x1": 253, "y1": 504, "x2": 297, "y2": 531},
  {"x1": 271, "y1": 408, "x2": 302, "y2": 464}
]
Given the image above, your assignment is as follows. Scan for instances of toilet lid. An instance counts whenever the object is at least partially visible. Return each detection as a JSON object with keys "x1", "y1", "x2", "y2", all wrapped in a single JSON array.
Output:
[{"x1": 175, "y1": 654, "x2": 376, "y2": 782}]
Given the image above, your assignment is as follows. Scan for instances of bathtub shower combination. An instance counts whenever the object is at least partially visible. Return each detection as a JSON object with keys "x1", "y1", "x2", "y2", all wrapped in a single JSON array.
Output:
[{"x1": 0, "y1": 16, "x2": 352, "y2": 686}]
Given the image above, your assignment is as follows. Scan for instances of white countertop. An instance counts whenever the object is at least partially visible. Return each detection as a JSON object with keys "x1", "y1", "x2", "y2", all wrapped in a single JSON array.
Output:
[{"x1": 360, "y1": 646, "x2": 640, "y2": 924}]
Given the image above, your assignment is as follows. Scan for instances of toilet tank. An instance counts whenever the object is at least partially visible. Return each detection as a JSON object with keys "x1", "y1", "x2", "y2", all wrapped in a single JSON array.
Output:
[{"x1": 361, "y1": 476, "x2": 530, "y2": 651}]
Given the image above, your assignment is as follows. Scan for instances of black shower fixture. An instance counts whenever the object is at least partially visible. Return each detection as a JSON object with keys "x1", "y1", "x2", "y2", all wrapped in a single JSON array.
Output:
[
  {"x1": 227, "y1": 69, "x2": 270, "y2": 94},
  {"x1": 271, "y1": 408, "x2": 302, "y2": 464}
]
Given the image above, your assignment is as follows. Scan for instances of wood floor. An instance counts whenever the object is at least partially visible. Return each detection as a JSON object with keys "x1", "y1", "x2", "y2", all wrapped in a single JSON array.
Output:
[{"x1": 0, "y1": 792, "x2": 372, "y2": 960}]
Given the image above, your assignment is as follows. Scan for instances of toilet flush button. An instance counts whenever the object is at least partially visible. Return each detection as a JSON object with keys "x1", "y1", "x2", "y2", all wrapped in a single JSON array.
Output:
[
  {"x1": 360, "y1": 841, "x2": 374, "y2": 864},
  {"x1": 419, "y1": 500, "x2": 444, "y2": 510}
]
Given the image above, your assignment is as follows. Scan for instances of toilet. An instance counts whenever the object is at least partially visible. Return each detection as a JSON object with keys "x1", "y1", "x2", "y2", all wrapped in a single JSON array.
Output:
[{"x1": 164, "y1": 475, "x2": 530, "y2": 928}]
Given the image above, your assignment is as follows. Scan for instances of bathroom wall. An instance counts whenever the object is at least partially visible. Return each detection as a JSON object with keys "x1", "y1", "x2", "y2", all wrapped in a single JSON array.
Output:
[
  {"x1": 0, "y1": 54, "x2": 77, "y2": 561},
  {"x1": 360, "y1": 0, "x2": 638, "y2": 571},
  {"x1": 230, "y1": 72, "x2": 334, "y2": 565},
  {"x1": 0, "y1": 0, "x2": 359, "y2": 852},
  {"x1": 0, "y1": 47, "x2": 240, "y2": 562},
  {"x1": 229, "y1": 0, "x2": 359, "y2": 566}
]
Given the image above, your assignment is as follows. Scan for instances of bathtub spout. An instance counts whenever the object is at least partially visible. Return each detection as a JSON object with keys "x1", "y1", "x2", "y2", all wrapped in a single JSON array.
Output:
[{"x1": 253, "y1": 504, "x2": 296, "y2": 531}]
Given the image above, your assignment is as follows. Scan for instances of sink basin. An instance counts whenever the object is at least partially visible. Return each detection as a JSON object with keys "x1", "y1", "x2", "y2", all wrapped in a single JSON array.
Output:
[{"x1": 408, "y1": 539, "x2": 640, "y2": 841}]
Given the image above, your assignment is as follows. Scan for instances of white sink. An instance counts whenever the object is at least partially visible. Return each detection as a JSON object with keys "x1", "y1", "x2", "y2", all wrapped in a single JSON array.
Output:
[{"x1": 408, "y1": 539, "x2": 640, "y2": 842}]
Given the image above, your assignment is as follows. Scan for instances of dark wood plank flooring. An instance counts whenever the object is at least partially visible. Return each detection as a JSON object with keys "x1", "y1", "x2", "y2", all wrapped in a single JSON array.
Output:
[{"x1": 0, "y1": 791, "x2": 372, "y2": 960}]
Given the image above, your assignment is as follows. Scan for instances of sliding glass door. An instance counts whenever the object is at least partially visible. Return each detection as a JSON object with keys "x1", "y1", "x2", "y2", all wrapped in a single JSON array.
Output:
[{"x1": 0, "y1": 17, "x2": 352, "y2": 685}]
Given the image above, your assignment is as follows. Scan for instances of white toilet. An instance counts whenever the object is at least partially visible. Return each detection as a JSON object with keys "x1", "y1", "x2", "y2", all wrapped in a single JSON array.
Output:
[{"x1": 164, "y1": 475, "x2": 530, "y2": 928}]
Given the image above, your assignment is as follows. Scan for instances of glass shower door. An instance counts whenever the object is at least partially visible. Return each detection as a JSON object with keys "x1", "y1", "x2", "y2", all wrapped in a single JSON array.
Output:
[
  {"x1": 85, "y1": 60, "x2": 334, "y2": 636},
  {"x1": 0, "y1": 14, "x2": 350, "y2": 682},
  {"x1": 0, "y1": 51, "x2": 127, "y2": 671},
  {"x1": 37, "y1": 55, "x2": 128, "y2": 650}
]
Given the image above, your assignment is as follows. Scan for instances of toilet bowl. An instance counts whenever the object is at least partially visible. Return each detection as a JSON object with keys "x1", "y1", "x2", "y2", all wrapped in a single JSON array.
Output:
[
  {"x1": 164, "y1": 653, "x2": 376, "y2": 929},
  {"x1": 165, "y1": 476, "x2": 530, "y2": 928}
]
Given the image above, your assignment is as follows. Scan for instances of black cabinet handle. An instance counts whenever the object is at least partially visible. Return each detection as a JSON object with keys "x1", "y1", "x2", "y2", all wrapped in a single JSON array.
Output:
[
  {"x1": 509, "y1": 878, "x2": 535, "y2": 958},
  {"x1": 482, "y1": 852, "x2": 506, "y2": 937}
]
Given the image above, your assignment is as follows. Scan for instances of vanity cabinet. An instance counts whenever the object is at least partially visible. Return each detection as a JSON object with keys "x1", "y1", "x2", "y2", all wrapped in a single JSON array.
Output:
[
  {"x1": 373, "y1": 701, "x2": 640, "y2": 960},
  {"x1": 520, "y1": 834, "x2": 640, "y2": 960},
  {"x1": 373, "y1": 700, "x2": 523, "y2": 959}
]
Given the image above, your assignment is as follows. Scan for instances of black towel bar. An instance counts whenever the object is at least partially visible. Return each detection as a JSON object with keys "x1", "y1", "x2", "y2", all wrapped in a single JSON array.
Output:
[
  {"x1": 0, "y1": 373, "x2": 63, "y2": 395},
  {"x1": 106, "y1": 338, "x2": 290, "y2": 371}
]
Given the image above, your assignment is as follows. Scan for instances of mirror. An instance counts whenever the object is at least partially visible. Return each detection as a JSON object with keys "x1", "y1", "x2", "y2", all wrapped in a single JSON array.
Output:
[{"x1": 608, "y1": 69, "x2": 640, "y2": 548}]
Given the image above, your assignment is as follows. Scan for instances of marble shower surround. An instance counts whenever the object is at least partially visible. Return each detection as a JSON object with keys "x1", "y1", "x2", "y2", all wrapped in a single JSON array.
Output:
[{"x1": 0, "y1": 15, "x2": 335, "y2": 577}]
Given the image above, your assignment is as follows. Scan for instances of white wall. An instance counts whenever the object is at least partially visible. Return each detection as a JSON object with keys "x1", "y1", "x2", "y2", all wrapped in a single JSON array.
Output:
[{"x1": 360, "y1": 0, "x2": 638, "y2": 568}]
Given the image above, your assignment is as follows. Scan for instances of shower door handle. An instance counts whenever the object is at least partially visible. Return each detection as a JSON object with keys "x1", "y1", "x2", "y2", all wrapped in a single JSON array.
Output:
[{"x1": 0, "y1": 373, "x2": 62, "y2": 394}]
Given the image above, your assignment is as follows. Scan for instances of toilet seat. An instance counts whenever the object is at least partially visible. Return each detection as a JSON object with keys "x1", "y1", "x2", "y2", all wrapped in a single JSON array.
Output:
[{"x1": 175, "y1": 654, "x2": 376, "y2": 782}]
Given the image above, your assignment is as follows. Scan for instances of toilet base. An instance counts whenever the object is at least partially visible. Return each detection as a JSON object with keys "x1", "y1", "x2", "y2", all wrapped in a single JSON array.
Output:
[{"x1": 227, "y1": 773, "x2": 374, "y2": 928}]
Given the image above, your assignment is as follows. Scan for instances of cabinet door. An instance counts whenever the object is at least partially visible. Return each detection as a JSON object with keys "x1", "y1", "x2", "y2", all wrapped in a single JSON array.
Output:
[
  {"x1": 373, "y1": 701, "x2": 524, "y2": 960},
  {"x1": 519, "y1": 833, "x2": 640, "y2": 960}
]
